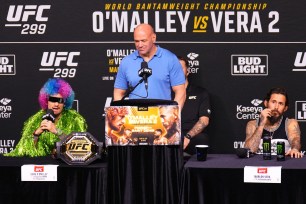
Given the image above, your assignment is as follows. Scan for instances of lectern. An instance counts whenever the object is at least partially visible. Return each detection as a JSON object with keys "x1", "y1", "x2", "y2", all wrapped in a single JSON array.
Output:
[{"x1": 105, "y1": 99, "x2": 183, "y2": 204}]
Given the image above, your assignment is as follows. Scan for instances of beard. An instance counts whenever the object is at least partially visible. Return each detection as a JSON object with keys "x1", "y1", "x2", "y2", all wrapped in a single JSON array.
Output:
[{"x1": 268, "y1": 110, "x2": 282, "y2": 125}]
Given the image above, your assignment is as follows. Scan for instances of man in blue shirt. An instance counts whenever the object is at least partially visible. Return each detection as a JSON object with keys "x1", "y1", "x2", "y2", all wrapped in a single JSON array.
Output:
[{"x1": 113, "y1": 23, "x2": 186, "y2": 109}]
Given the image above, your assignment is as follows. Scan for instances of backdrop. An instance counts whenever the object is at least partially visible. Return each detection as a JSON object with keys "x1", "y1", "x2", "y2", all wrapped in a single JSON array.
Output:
[{"x1": 1, "y1": 0, "x2": 306, "y2": 154}]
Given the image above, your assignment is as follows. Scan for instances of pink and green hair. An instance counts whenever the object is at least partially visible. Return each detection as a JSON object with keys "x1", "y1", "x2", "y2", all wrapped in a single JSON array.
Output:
[{"x1": 38, "y1": 78, "x2": 75, "y2": 110}]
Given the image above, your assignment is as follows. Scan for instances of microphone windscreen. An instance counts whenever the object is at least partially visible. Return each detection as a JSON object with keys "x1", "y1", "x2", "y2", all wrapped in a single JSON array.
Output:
[
  {"x1": 141, "y1": 61, "x2": 148, "y2": 68},
  {"x1": 42, "y1": 109, "x2": 55, "y2": 122},
  {"x1": 46, "y1": 109, "x2": 54, "y2": 115},
  {"x1": 236, "y1": 148, "x2": 250, "y2": 158}
]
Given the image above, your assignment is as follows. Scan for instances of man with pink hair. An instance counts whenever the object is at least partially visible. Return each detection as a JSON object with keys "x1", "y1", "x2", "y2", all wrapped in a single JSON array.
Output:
[{"x1": 4, "y1": 78, "x2": 87, "y2": 157}]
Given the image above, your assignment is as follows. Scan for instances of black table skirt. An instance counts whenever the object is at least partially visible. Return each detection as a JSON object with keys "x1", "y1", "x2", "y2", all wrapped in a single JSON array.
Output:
[
  {"x1": 180, "y1": 154, "x2": 306, "y2": 204},
  {"x1": 5, "y1": 152, "x2": 306, "y2": 204},
  {"x1": 107, "y1": 145, "x2": 183, "y2": 204},
  {"x1": 0, "y1": 155, "x2": 107, "y2": 204}
]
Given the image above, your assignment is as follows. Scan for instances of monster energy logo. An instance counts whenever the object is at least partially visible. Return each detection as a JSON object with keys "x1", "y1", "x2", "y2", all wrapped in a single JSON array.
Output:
[
  {"x1": 277, "y1": 144, "x2": 283, "y2": 154},
  {"x1": 263, "y1": 142, "x2": 270, "y2": 150}
]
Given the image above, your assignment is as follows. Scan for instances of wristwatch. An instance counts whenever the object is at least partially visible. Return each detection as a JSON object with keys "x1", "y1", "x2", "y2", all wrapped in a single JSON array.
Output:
[
  {"x1": 33, "y1": 131, "x2": 40, "y2": 140},
  {"x1": 184, "y1": 133, "x2": 192, "y2": 140}
]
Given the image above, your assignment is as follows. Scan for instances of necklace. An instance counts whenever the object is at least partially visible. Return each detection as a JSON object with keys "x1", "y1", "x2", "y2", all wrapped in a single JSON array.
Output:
[
  {"x1": 268, "y1": 128, "x2": 275, "y2": 139},
  {"x1": 264, "y1": 116, "x2": 283, "y2": 139}
]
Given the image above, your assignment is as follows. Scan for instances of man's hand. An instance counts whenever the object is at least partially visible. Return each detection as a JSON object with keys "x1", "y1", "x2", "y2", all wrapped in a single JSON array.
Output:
[
  {"x1": 40, "y1": 119, "x2": 57, "y2": 134},
  {"x1": 286, "y1": 148, "x2": 303, "y2": 158},
  {"x1": 258, "y1": 108, "x2": 272, "y2": 126},
  {"x1": 183, "y1": 137, "x2": 190, "y2": 150}
]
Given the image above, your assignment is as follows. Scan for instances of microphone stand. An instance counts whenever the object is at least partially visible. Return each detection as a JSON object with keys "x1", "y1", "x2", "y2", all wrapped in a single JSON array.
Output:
[{"x1": 121, "y1": 79, "x2": 144, "y2": 100}]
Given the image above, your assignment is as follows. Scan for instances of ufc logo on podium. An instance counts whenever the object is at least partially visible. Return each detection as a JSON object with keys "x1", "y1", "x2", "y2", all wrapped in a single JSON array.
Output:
[{"x1": 7, "y1": 5, "x2": 51, "y2": 22}]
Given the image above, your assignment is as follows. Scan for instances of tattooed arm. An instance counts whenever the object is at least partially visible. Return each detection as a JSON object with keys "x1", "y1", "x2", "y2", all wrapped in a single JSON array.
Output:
[
  {"x1": 244, "y1": 120, "x2": 265, "y2": 153},
  {"x1": 183, "y1": 116, "x2": 209, "y2": 150},
  {"x1": 286, "y1": 119, "x2": 303, "y2": 158},
  {"x1": 244, "y1": 108, "x2": 272, "y2": 152}
]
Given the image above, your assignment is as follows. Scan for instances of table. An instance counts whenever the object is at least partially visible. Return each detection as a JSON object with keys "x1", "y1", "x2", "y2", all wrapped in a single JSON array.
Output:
[
  {"x1": 0, "y1": 145, "x2": 183, "y2": 204},
  {"x1": 180, "y1": 154, "x2": 306, "y2": 204},
  {"x1": 0, "y1": 155, "x2": 107, "y2": 204},
  {"x1": 107, "y1": 145, "x2": 183, "y2": 204}
]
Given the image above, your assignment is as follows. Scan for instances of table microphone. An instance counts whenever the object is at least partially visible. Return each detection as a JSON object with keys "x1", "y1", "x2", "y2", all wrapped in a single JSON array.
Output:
[
  {"x1": 236, "y1": 148, "x2": 252, "y2": 158},
  {"x1": 42, "y1": 109, "x2": 55, "y2": 123}
]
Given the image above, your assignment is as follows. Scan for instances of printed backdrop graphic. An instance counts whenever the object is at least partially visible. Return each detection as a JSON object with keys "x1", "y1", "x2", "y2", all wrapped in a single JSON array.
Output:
[{"x1": 0, "y1": 0, "x2": 306, "y2": 154}]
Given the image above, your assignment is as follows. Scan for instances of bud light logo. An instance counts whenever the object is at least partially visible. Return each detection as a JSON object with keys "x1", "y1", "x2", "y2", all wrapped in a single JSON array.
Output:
[
  {"x1": 293, "y1": 52, "x2": 306, "y2": 71},
  {"x1": 231, "y1": 55, "x2": 268, "y2": 76},
  {"x1": 40, "y1": 51, "x2": 80, "y2": 78},
  {"x1": 5, "y1": 5, "x2": 51, "y2": 35},
  {"x1": 295, "y1": 101, "x2": 306, "y2": 122},
  {"x1": 0, "y1": 55, "x2": 16, "y2": 75}
]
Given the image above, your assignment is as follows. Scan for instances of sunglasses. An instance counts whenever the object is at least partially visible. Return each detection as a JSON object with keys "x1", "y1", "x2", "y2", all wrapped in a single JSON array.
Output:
[{"x1": 48, "y1": 96, "x2": 65, "y2": 104}]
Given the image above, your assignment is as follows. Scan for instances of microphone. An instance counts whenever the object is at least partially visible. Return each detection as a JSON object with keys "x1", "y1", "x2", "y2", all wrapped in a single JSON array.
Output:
[
  {"x1": 42, "y1": 109, "x2": 55, "y2": 123},
  {"x1": 236, "y1": 148, "x2": 252, "y2": 158},
  {"x1": 120, "y1": 62, "x2": 152, "y2": 100},
  {"x1": 138, "y1": 61, "x2": 152, "y2": 90}
]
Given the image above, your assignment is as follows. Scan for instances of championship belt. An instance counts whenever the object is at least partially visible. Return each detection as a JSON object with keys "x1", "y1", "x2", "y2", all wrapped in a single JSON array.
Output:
[{"x1": 55, "y1": 132, "x2": 103, "y2": 165}]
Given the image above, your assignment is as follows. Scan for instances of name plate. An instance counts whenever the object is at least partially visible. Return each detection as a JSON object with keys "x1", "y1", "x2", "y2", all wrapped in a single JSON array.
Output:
[
  {"x1": 21, "y1": 165, "x2": 58, "y2": 181},
  {"x1": 244, "y1": 166, "x2": 282, "y2": 183}
]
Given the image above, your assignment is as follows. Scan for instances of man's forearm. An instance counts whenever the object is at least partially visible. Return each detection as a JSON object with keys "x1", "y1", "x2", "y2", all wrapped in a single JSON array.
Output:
[
  {"x1": 187, "y1": 117, "x2": 209, "y2": 138},
  {"x1": 245, "y1": 125, "x2": 264, "y2": 152},
  {"x1": 290, "y1": 137, "x2": 301, "y2": 151},
  {"x1": 288, "y1": 121, "x2": 301, "y2": 151}
]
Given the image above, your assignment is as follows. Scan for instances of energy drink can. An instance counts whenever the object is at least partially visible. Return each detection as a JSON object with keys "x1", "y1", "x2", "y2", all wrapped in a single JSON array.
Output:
[
  {"x1": 262, "y1": 136, "x2": 271, "y2": 160},
  {"x1": 277, "y1": 141, "x2": 285, "y2": 161}
]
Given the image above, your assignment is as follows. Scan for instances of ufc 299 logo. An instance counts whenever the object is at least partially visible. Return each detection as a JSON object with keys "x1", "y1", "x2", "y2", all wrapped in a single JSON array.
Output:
[
  {"x1": 5, "y1": 5, "x2": 51, "y2": 35},
  {"x1": 40, "y1": 52, "x2": 80, "y2": 78}
]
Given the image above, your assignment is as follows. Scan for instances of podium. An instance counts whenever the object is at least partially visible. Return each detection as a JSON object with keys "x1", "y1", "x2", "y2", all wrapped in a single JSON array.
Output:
[{"x1": 106, "y1": 99, "x2": 183, "y2": 204}]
